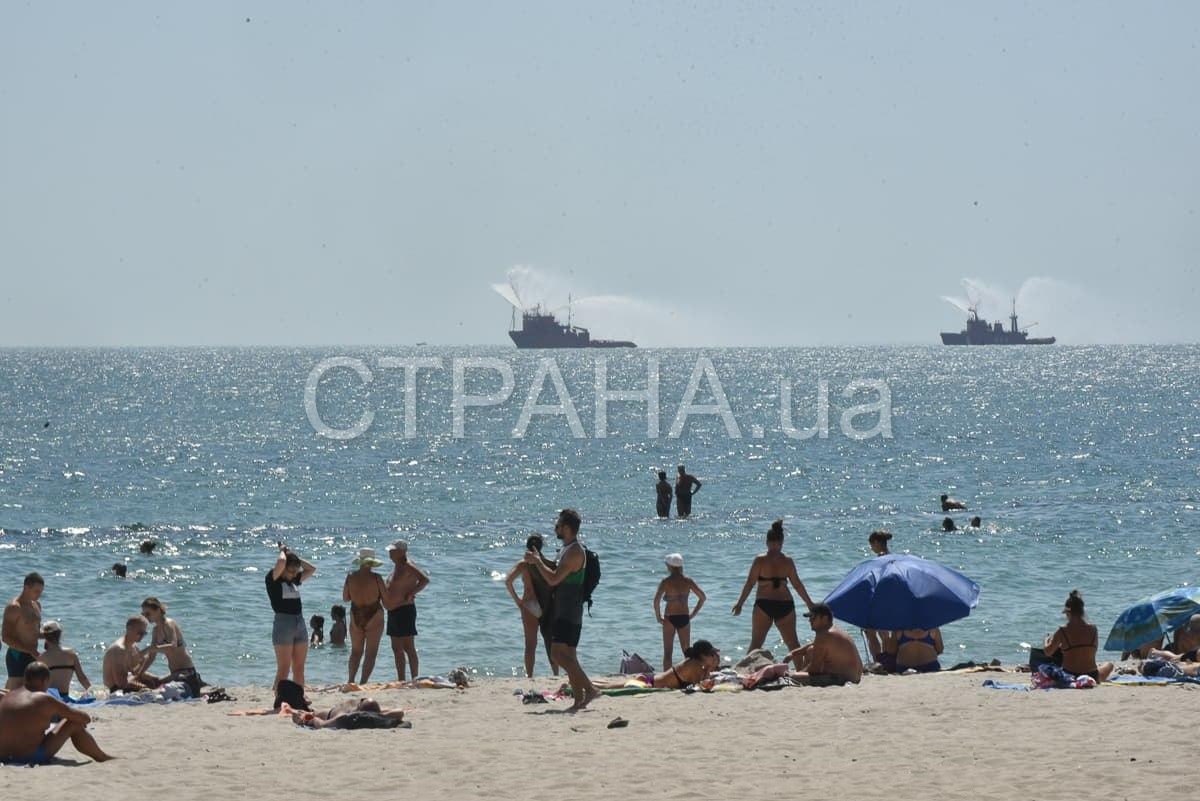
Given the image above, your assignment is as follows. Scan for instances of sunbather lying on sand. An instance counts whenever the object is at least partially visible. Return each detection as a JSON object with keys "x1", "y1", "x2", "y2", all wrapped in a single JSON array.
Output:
[
  {"x1": 1139, "y1": 658, "x2": 1200, "y2": 679},
  {"x1": 595, "y1": 641, "x2": 721, "y2": 689},
  {"x1": 291, "y1": 697, "x2": 407, "y2": 729}
]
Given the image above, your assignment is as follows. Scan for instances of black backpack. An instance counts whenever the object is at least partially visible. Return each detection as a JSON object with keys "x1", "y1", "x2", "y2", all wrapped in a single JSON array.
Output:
[{"x1": 582, "y1": 548, "x2": 601, "y2": 614}]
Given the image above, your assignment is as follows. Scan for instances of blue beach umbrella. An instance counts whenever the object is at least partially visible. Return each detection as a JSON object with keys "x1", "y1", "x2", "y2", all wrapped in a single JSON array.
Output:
[
  {"x1": 1103, "y1": 586, "x2": 1200, "y2": 653},
  {"x1": 823, "y1": 554, "x2": 981, "y2": 630}
]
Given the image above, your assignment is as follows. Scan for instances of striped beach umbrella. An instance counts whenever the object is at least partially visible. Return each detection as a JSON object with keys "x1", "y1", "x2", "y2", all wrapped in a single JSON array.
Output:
[{"x1": 1103, "y1": 586, "x2": 1200, "y2": 653}]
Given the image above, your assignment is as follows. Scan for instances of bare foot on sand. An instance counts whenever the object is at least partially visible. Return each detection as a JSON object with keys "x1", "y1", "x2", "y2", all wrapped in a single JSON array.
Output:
[{"x1": 569, "y1": 688, "x2": 602, "y2": 711}]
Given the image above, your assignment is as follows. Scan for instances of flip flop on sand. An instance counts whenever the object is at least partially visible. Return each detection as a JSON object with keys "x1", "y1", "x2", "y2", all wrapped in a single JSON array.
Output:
[{"x1": 607, "y1": 717, "x2": 629, "y2": 729}]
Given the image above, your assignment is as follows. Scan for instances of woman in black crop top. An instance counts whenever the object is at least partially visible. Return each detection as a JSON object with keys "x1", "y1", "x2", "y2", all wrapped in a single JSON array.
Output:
[{"x1": 267, "y1": 545, "x2": 316, "y2": 690}]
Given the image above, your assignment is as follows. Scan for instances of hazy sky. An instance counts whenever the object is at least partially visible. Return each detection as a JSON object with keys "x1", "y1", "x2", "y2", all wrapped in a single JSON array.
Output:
[{"x1": 2, "y1": 2, "x2": 1197, "y2": 346}]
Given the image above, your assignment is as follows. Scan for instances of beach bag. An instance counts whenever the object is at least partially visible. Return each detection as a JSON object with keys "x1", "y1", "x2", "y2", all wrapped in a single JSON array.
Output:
[
  {"x1": 582, "y1": 548, "x2": 601, "y2": 614},
  {"x1": 1028, "y1": 647, "x2": 1063, "y2": 671},
  {"x1": 620, "y1": 650, "x2": 654, "y2": 675},
  {"x1": 273, "y1": 679, "x2": 311, "y2": 711}
]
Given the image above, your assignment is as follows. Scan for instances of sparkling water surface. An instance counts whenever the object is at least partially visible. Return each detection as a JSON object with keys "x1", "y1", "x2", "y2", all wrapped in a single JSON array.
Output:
[{"x1": 1, "y1": 346, "x2": 1197, "y2": 686}]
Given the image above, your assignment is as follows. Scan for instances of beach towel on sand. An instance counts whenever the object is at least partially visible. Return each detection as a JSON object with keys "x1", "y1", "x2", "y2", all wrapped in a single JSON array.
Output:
[
  {"x1": 1108, "y1": 674, "x2": 1200, "y2": 686},
  {"x1": 1031, "y1": 664, "x2": 1097, "y2": 689},
  {"x1": 982, "y1": 665, "x2": 1097, "y2": 691}
]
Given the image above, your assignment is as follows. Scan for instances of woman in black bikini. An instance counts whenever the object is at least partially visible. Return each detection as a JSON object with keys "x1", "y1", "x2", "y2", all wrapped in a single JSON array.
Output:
[
  {"x1": 731, "y1": 520, "x2": 815, "y2": 653},
  {"x1": 141, "y1": 596, "x2": 204, "y2": 695},
  {"x1": 653, "y1": 553, "x2": 707, "y2": 671},
  {"x1": 596, "y1": 640, "x2": 722, "y2": 690},
  {"x1": 39, "y1": 621, "x2": 92, "y2": 699},
  {"x1": 1043, "y1": 589, "x2": 1114, "y2": 683}
]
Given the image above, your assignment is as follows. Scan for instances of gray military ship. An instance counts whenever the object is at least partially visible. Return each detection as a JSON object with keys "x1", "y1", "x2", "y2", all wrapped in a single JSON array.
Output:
[
  {"x1": 508, "y1": 304, "x2": 636, "y2": 349},
  {"x1": 941, "y1": 301, "x2": 1055, "y2": 345}
]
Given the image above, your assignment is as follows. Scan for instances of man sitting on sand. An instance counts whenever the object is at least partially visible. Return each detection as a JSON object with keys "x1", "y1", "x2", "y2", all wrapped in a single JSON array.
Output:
[
  {"x1": 787, "y1": 604, "x2": 863, "y2": 686},
  {"x1": 0, "y1": 662, "x2": 113, "y2": 764},
  {"x1": 102, "y1": 615, "x2": 162, "y2": 693}
]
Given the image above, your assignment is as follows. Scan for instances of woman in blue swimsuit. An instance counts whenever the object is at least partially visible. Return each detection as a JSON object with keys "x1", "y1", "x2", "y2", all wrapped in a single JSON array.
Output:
[
  {"x1": 731, "y1": 520, "x2": 815, "y2": 653},
  {"x1": 894, "y1": 628, "x2": 943, "y2": 672}
]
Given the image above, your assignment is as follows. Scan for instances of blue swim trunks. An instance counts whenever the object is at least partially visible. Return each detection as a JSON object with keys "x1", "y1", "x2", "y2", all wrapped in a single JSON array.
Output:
[
  {"x1": 3, "y1": 744, "x2": 49, "y2": 766},
  {"x1": 5, "y1": 648, "x2": 35, "y2": 678}
]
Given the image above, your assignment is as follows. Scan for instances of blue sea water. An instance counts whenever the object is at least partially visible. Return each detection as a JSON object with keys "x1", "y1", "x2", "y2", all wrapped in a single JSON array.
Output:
[{"x1": 1, "y1": 346, "x2": 1197, "y2": 687}]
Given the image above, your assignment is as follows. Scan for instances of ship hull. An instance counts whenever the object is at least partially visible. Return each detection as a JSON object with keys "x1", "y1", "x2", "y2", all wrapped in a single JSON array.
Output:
[
  {"x1": 510, "y1": 331, "x2": 636, "y2": 348},
  {"x1": 940, "y1": 332, "x2": 1056, "y2": 345}
]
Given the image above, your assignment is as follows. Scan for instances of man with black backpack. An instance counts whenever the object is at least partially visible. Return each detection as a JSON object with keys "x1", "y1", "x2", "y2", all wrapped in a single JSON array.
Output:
[{"x1": 524, "y1": 508, "x2": 600, "y2": 711}]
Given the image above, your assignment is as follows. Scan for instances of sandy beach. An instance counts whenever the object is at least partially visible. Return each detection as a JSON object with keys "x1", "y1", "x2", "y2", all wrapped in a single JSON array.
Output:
[{"x1": 4, "y1": 667, "x2": 1191, "y2": 798}]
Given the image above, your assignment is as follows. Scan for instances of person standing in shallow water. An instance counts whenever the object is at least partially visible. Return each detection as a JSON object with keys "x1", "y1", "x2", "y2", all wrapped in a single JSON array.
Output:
[
  {"x1": 343, "y1": 548, "x2": 388, "y2": 685},
  {"x1": 655, "y1": 471, "x2": 673, "y2": 518},
  {"x1": 675, "y1": 465, "x2": 702, "y2": 518},
  {"x1": 383, "y1": 540, "x2": 430, "y2": 683}
]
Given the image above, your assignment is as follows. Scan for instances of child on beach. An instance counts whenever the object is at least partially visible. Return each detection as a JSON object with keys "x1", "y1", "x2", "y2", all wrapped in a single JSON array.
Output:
[
  {"x1": 309, "y1": 615, "x2": 325, "y2": 647},
  {"x1": 329, "y1": 605, "x2": 347, "y2": 647}
]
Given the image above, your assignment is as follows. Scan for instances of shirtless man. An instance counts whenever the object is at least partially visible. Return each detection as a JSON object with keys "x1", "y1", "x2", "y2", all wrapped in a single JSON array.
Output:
[
  {"x1": 383, "y1": 541, "x2": 430, "y2": 683},
  {"x1": 675, "y1": 465, "x2": 702, "y2": 519},
  {"x1": 786, "y1": 603, "x2": 863, "y2": 686},
  {"x1": 0, "y1": 662, "x2": 112, "y2": 763},
  {"x1": 102, "y1": 615, "x2": 162, "y2": 693},
  {"x1": 3, "y1": 573, "x2": 44, "y2": 689},
  {"x1": 39, "y1": 621, "x2": 92, "y2": 698},
  {"x1": 344, "y1": 548, "x2": 388, "y2": 684}
]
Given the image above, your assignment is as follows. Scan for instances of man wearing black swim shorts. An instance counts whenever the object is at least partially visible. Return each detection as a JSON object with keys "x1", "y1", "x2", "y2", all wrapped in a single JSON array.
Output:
[
  {"x1": 525, "y1": 508, "x2": 600, "y2": 711},
  {"x1": 3, "y1": 573, "x2": 44, "y2": 690},
  {"x1": 384, "y1": 541, "x2": 430, "y2": 683}
]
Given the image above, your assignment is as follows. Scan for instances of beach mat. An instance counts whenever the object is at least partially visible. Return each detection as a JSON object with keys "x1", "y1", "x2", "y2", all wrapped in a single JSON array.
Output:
[{"x1": 1107, "y1": 674, "x2": 1200, "y2": 686}]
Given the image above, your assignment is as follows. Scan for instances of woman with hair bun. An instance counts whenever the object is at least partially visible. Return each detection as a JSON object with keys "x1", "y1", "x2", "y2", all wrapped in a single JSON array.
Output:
[
  {"x1": 731, "y1": 520, "x2": 815, "y2": 653},
  {"x1": 864, "y1": 530, "x2": 894, "y2": 668},
  {"x1": 1043, "y1": 589, "x2": 1114, "y2": 682}
]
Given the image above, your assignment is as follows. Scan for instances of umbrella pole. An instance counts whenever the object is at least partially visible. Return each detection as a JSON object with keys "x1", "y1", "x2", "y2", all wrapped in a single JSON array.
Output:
[{"x1": 859, "y1": 629, "x2": 874, "y2": 666}]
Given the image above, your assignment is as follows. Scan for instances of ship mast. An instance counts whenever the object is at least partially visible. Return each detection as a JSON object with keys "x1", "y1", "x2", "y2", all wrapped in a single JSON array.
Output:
[
  {"x1": 1010, "y1": 298, "x2": 1018, "y2": 334},
  {"x1": 568, "y1": 293, "x2": 572, "y2": 328}
]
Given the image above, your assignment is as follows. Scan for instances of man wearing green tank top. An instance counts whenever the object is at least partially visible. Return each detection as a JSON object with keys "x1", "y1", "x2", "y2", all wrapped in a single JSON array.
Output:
[{"x1": 524, "y1": 509, "x2": 600, "y2": 711}]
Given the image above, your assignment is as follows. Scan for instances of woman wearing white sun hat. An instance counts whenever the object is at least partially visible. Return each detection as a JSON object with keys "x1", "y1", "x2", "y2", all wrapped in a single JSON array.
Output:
[
  {"x1": 653, "y1": 553, "x2": 707, "y2": 671},
  {"x1": 343, "y1": 547, "x2": 388, "y2": 685}
]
